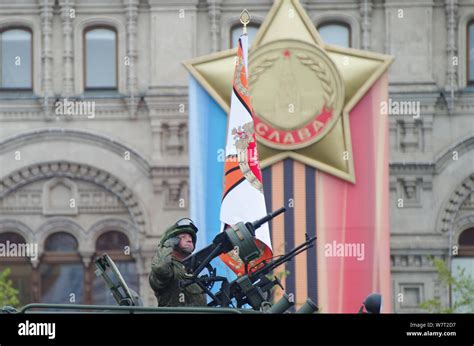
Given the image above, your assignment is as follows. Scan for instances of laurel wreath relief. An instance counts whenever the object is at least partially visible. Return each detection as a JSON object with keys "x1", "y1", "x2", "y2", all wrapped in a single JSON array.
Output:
[
  {"x1": 296, "y1": 53, "x2": 335, "y2": 109},
  {"x1": 249, "y1": 52, "x2": 335, "y2": 110},
  {"x1": 248, "y1": 56, "x2": 279, "y2": 85}
]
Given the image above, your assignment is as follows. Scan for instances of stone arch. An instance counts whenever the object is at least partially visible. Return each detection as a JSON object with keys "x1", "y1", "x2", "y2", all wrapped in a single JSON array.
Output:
[
  {"x1": 0, "y1": 17, "x2": 36, "y2": 31},
  {"x1": 434, "y1": 135, "x2": 474, "y2": 174},
  {"x1": 0, "y1": 161, "x2": 148, "y2": 240},
  {"x1": 37, "y1": 218, "x2": 86, "y2": 256},
  {"x1": 439, "y1": 173, "x2": 474, "y2": 234},
  {"x1": 0, "y1": 128, "x2": 151, "y2": 174},
  {"x1": 88, "y1": 218, "x2": 139, "y2": 254},
  {"x1": 87, "y1": 218, "x2": 145, "y2": 298},
  {"x1": 453, "y1": 214, "x2": 474, "y2": 247},
  {"x1": 0, "y1": 219, "x2": 35, "y2": 244}
]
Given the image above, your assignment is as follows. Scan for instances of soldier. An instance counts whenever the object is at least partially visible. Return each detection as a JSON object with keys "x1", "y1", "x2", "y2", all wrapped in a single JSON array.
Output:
[{"x1": 149, "y1": 218, "x2": 207, "y2": 307}]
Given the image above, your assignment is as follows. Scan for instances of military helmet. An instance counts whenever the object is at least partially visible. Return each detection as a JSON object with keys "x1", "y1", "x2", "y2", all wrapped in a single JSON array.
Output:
[{"x1": 160, "y1": 218, "x2": 198, "y2": 246}]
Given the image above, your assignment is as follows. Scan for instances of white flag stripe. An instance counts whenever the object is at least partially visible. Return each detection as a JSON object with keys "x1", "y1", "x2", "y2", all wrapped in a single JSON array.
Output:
[{"x1": 220, "y1": 178, "x2": 272, "y2": 249}]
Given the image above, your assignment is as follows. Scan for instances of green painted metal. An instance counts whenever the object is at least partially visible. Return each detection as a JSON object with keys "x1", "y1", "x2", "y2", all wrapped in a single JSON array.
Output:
[{"x1": 17, "y1": 303, "x2": 260, "y2": 314}]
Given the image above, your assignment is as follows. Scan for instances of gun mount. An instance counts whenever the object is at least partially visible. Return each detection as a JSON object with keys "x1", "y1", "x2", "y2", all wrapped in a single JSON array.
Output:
[{"x1": 181, "y1": 207, "x2": 318, "y2": 313}]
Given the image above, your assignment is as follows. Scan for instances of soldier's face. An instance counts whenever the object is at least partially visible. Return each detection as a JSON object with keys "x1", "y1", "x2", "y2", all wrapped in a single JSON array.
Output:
[{"x1": 177, "y1": 233, "x2": 194, "y2": 254}]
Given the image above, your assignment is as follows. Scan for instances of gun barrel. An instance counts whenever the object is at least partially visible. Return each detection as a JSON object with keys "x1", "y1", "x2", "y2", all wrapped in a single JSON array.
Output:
[
  {"x1": 251, "y1": 236, "x2": 316, "y2": 278},
  {"x1": 252, "y1": 207, "x2": 286, "y2": 230}
]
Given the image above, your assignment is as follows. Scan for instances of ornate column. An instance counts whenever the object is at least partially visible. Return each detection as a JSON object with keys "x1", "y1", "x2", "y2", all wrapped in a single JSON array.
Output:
[
  {"x1": 359, "y1": 0, "x2": 373, "y2": 51},
  {"x1": 39, "y1": 0, "x2": 54, "y2": 118},
  {"x1": 60, "y1": 0, "x2": 75, "y2": 97},
  {"x1": 32, "y1": 267, "x2": 41, "y2": 302},
  {"x1": 444, "y1": 0, "x2": 459, "y2": 111},
  {"x1": 207, "y1": 0, "x2": 222, "y2": 52},
  {"x1": 83, "y1": 263, "x2": 93, "y2": 304},
  {"x1": 124, "y1": 0, "x2": 139, "y2": 118}
]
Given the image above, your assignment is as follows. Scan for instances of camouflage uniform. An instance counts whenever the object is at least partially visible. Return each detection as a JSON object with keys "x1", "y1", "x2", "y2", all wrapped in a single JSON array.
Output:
[{"x1": 149, "y1": 223, "x2": 206, "y2": 307}]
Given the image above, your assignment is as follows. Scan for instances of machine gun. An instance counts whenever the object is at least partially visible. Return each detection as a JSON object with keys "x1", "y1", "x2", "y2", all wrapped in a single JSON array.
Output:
[
  {"x1": 181, "y1": 207, "x2": 318, "y2": 313},
  {"x1": 94, "y1": 254, "x2": 143, "y2": 306}
]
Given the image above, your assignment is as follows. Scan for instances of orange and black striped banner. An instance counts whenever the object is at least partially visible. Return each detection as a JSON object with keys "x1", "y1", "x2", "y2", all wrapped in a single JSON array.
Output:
[{"x1": 262, "y1": 159, "x2": 318, "y2": 309}]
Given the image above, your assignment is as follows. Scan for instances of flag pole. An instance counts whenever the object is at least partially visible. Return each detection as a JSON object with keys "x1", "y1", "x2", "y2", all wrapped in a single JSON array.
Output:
[{"x1": 240, "y1": 9, "x2": 250, "y2": 34}]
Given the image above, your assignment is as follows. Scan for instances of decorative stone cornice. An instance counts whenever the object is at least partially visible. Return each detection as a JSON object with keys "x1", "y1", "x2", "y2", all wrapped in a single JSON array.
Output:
[
  {"x1": 305, "y1": 2, "x2": 359, "y2": 11},
  {"x1": 151, "y1": 166, "x2": 189, "y2": 193},
  {"x1": 390, "y1": 253, "x2": 447, "y2": 271},
  {"x1": 151, "y1": 166, "x2": 188, "y2": 177},
  {"x1": 0, "y1": 97, "x2": 150, "y2": 121},
  {"x1": 390, "y1": 134, "x2": 474, "y2": 175},
  {"x1": 148, "y1": 0, "x2": 199, "y2": 10},
  {"x1": 390, "y1": 162, "x2": 435, "y2": 175},
  {"x1": 220, "y1": 1, "x2": 273, "y2": 11},
  {"x1": 145, "y1": 86, "x2": 188, "y2": 98},
  {"x1": 383, "y1": 0, "x2": 435, "y2": 8},
  {"x1": 450, "y1": 90, "x2": 474, "y2": 114},
  {"x1": 0, "y1": 161, "x2": 148, "y2": 234},
  {"x1": 0, "y1": 128, "x2": 151, "y2": 175}
]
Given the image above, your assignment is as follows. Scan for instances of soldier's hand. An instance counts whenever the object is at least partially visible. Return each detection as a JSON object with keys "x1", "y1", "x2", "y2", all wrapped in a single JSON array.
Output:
[{"x1": 163, "y1": 236, "x2": 180, "y2": 249}]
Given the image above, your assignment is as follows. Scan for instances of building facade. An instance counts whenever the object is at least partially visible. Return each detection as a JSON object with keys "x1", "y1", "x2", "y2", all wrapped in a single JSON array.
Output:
[{"x1": 0, "y1": 0, "x2": 473, "y2": 311}]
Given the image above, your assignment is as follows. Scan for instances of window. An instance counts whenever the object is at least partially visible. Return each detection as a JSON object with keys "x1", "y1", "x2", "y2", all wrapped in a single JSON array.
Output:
[
  {"x1": 96, "y1": 231, "x2": 129, "y2": 252},
  {"x1": 0, "y1": 28, "x2": 32, "y2": 89},
  {"x1": 1, "y1": 228, "x2": 138, "y2": 306},
  {"x1": 399, "y1": 284, "x2": 423, "y2": 308},
  {"x1": 84, "y1": 27, "x2": 117, "y2": 89},
  {"x1": 468, "y1": 21, "x2": 474, "y2": 84},
  {"x1": 92, "y1": 231, "x2": 138, "y2": 305},
  {"x1": 451, "y1": 227, "x2": 474, "y2": 312},
  {"x1": 0, "y1": 232, "x2": 33, "y2": 305},
  {"x1": 317, "y1": 22, "x2": 351, "y2": 48},
  {"x1": 230, "y1": 24, "x2": 259, "y2": 49},
  {"x1": 459, "y1": 227, "x2": 474, "y2": 256},
  {"x1": 40, "y1": 232, "x2": 84, "y2": 304}
]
